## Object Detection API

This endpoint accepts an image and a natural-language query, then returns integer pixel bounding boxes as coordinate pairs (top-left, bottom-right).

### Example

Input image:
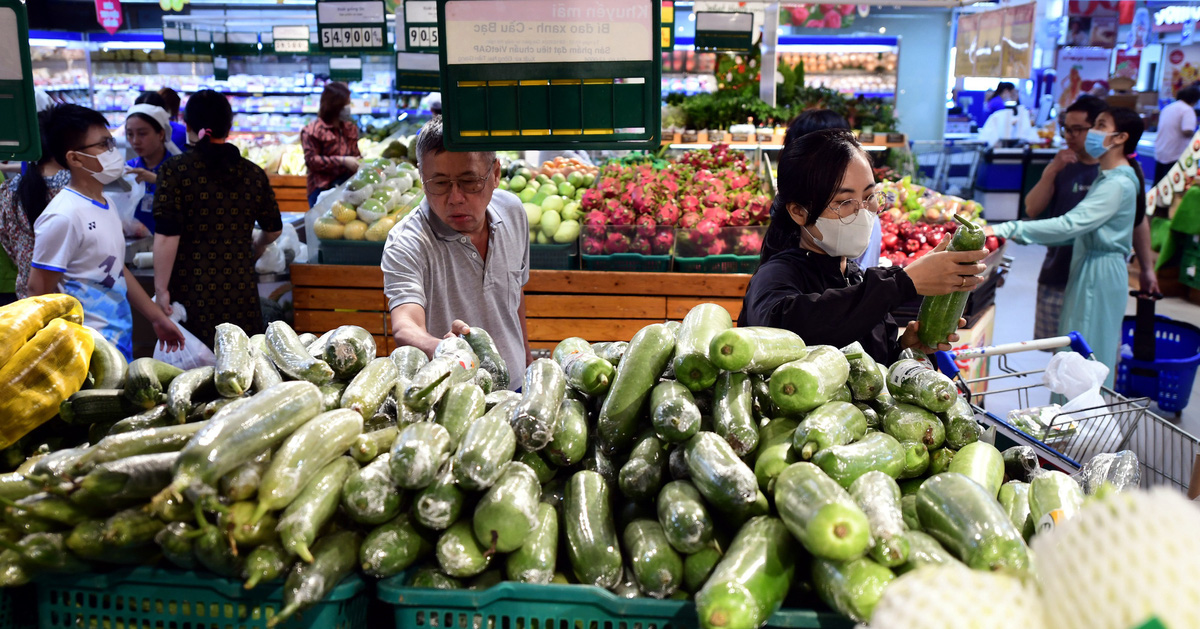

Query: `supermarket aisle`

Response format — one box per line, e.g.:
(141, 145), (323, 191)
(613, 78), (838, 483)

(990, 243), (1200, 436)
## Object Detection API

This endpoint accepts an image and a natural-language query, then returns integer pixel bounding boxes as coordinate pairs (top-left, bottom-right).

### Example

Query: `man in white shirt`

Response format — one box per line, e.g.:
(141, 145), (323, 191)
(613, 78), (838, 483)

(1154, 85), (1200, 185)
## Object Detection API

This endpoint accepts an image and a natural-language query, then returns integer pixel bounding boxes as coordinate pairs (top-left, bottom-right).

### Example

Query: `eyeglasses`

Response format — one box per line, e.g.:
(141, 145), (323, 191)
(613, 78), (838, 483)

(826, 193), (880, 224)
(423, 161), (496, 196)
(1060, 125), (1092, 136)
(74, 137), (118, 153)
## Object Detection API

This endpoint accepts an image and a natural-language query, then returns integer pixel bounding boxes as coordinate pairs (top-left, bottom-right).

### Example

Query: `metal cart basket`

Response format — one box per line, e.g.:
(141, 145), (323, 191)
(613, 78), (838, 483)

(933, 332), (1200, 492)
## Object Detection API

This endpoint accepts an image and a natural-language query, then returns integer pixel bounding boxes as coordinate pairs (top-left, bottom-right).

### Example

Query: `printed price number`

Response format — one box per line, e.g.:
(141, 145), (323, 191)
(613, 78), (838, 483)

(408, 25), (439, 48)
(321, 26), (384, 48)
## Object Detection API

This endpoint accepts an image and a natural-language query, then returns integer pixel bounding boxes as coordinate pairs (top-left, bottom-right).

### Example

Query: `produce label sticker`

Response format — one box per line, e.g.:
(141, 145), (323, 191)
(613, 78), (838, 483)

(443, 0), (655, 65)
(887, 361), (928, 389)
(316, 0), (387, 52)
(1035, 509), (1065, 534)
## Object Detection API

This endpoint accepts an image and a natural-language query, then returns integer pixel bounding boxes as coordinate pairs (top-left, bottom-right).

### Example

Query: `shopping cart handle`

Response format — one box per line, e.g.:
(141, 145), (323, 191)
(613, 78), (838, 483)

(933, 350), (961, 379)
(1066, 331), (1093, 357)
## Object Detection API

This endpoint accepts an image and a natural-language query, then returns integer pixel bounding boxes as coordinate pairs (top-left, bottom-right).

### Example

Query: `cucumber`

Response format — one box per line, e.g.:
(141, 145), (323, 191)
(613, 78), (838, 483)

(598, 324), (675, 454)
(774, 462), (871, 560)
(271, 531), (361, 627)
(769, 346), (850, 415)
(618, 433), (667, 503)
(389, 345), (429, 379)
(474, 369), (494, 394)
(916, 213), (985, 347)
(102, 506), (164, 548)
(855, 403), (880, 430)
(947, 441), (1004, 497)
(898, 530), (960, 573)
(242, 541), (290, 590)
(564, 470), (623, 588)
(5, 493), (90, 527)
(682, 432), (758, 514)
(106, 405), (172, 435)
(155, 521), (199, 570)
(883, 403), (946, 449)
(1002, 446), (1041, 483)
(434, 336), (475, 359)
(59, 389), (153, 426)
(251, 345), (283, 393)
(436, 519), (492, 578)
(218, 501), (278, 549)
(657, 480), (714, 554)
(352, 427), (399, 463)
(360, 513), (434, 578)
(409, 567), (463, 589)
(452, 405), (517, 491)
(510, 358), (567, 451)
(650, 381), (701, 443)
(86, 328), (127, 389)
(900, 494), (919, 530)
(297, 332), (318, 347)
(265, 322), (334, 385)
(683, 543), (722, 593)
(1028, 470), (1084, 532)
(341, 357), (399, 418)
(484, 390), (520, 410)
(322, 325), (377, 380)
(76, 451), (177, 502)
(928, 448), (955, 475)
(124, 358), (186, 408)
(342, 453), (404, 526)
(624, 518), (683, 599)
(219, 450), (270, 503)
(674, 304), (733, 392)
(792, 401), (868, 460)
(545, 399), (587, 466)
(415, 463), (467, 530)
(695, 516), (796, 629)
(463, 327), (510, 390)
(811, 432), (906, 488)
(213, 323), (254, 398)
(435, 382), (486, 448)
(899, 441), (930, 479)
(592, 341), (628, 366)
(849, 471), (909, 567)
(318, 382), (347, 412)
(812, 557), (894, 623)
(915, 472), (1030, 575)
(940, 396), (980, 449)
(997, 480), (1035, 540)
(753, 437), (796, 496)
(473, 461), (541, 553)
(506, 502), (558, 584)
(708, 327), (807, 374)
(253, 408), (363, 521)
(389, 422), (453, 490)
(553, 338), (615, 396)
(278, 456), (358, 562)
(712, 372), (758, 456)
(842, 342), (884, 401)
(404, 355), (469, 413)
(886, 359), (957, 413)
(71, 422), (204, 476)
(165, 366), (216, 422)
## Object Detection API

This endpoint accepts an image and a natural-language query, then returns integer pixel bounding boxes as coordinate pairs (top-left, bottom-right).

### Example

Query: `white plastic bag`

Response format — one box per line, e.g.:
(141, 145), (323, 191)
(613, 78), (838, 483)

(152, 300), (216, 370)
(1042, 352), (1110, 414)
(255, 243), (287, 275)
(105, 174), (148, 237)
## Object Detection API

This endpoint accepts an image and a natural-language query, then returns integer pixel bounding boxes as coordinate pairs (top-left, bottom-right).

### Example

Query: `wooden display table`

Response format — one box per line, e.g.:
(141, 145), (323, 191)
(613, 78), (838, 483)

(270, 175), (309, 214)
(291, 265), (751, 354)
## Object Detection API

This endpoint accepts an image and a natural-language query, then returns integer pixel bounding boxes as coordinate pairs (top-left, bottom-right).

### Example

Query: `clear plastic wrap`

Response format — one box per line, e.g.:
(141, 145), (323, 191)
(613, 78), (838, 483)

(1072, 450), (1141, 495)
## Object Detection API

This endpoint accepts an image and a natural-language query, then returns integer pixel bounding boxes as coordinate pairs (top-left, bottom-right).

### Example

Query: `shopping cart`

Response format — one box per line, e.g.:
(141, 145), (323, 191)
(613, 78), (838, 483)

(932, 333), (1200, 493)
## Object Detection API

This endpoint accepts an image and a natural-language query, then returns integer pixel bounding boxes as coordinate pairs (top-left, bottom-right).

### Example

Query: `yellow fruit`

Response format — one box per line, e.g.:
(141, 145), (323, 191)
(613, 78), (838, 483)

(0, 294), (83, 370)
(331, 201), (358, 224)
(0, 319), (93, 449)
(313, 216), (346, 240)
(343, 219), (369, 241)
(365, 217), (396, 242)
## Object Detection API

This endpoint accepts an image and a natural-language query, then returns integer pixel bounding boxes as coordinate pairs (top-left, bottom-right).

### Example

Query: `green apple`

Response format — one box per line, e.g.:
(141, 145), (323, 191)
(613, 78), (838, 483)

(536, 231), (550, 244)
(562, 201), (581, 221)
(540, 209), (561, 238)
(498, 180), (509, 191)
(528, 179), (541, 191)
(541, 195), (565, 214)
(551, 173), (566, 185)
(557, 182), (575, 198)
(523, 202), (543, 225)
(584, 173), (596, 187)
(508, 175), (527, 192)
(575, 188), (586, 201)
(517, 167), (535, 181)
(567, 171), (585, 188)
(519, 187), (538, 203)
(536, 174), (551, 185)
(553, 219), (581, 243)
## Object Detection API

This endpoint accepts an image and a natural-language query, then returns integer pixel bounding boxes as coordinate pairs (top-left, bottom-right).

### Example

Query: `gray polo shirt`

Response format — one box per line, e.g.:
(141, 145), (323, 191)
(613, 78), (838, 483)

(381, 189), (530, 390)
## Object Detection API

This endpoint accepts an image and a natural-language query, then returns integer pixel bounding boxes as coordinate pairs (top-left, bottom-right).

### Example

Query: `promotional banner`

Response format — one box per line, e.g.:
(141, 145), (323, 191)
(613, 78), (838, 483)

(1114, 48), (1141, 82)
(1001, 3), (1035, 78)
(1066, 0), (1118, 47)
(1161, 45), (1200, 99)
(95, 0), (122, 35)
(974, 9), (1004, 77)
(955, 13), (979, 77)
(1055, 47), (1111, 109)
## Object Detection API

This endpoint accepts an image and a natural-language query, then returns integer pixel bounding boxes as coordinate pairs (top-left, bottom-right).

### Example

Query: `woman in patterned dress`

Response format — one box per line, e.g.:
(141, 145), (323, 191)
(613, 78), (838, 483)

(152, 90), (284, 349)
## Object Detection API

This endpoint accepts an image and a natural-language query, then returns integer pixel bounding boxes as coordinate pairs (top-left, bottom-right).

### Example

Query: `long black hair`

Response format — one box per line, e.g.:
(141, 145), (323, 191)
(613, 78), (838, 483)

(782, 109), (850, 148)
(16, 104), (107, 225)
(761, 129), (869, 263)
(1105, 107), (1147, 225)
(184, 89), (237, 176)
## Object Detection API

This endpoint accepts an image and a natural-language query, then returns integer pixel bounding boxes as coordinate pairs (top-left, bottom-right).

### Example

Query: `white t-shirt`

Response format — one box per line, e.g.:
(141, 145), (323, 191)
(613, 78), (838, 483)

(1155, 99), (1197, 164)
(32, 186), (133, 359)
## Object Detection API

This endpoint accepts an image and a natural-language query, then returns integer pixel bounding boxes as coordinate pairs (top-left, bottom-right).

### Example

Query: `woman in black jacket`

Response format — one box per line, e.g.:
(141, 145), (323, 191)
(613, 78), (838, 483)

(740, 129), (989, 364)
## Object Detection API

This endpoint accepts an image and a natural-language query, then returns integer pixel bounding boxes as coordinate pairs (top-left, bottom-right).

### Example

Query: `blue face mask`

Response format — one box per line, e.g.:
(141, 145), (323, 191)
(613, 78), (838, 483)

(1084, 129), (1113, 159)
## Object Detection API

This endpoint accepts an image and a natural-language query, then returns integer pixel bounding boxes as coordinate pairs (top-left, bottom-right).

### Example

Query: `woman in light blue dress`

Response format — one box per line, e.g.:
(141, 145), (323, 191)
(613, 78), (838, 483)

(990, 108), (1145, 386)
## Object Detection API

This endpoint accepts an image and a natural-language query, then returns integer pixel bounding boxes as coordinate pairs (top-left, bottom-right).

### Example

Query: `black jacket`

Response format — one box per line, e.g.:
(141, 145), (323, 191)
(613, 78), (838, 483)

(739, 249), (918, 364)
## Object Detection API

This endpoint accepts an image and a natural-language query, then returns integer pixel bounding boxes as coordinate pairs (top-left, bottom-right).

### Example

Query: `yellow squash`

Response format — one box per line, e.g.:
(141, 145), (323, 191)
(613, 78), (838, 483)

(0, 318), (94, 449)
(0, 294), (84, 369)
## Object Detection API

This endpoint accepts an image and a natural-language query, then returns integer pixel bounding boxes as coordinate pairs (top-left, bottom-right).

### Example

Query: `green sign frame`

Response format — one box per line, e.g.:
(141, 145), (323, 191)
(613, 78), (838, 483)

(0, 0), (39, 162)
(693, 10), (755, 52)
(400, 0), (439, 53)
(316, 0), (390, 54)
(436, 0), (662, 151)
(225, 32), (260, 56)
(273, 25), (313, 55)
(213, 56), (230, 81)
(330, 55), (364, 82)
(396, 52), (439, 91)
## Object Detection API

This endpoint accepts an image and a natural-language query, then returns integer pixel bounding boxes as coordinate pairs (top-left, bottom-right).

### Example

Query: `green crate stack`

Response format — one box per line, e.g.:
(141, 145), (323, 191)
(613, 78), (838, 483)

(530, 242), (580, 270)
(674, 254), (760, 274)
(582, 253), (672, 272)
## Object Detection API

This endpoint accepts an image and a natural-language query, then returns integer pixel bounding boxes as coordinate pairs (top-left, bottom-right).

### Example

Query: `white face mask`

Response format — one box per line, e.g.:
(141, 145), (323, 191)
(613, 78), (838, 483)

(806, 209), (875, 259)
(76, 147), (126, 185)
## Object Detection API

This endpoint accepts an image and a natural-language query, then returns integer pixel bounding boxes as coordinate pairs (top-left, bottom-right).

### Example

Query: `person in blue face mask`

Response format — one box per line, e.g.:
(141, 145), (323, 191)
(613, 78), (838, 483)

(989, 108), (1148, 387)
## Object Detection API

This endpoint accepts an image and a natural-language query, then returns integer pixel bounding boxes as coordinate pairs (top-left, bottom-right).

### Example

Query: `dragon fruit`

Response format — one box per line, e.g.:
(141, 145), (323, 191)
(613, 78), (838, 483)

(737, 230), (764, 255)
(581, 188), (603, 211)
(582, 236), (604, 255)
(729, 208), (752, 227)
(635, 216), (658, 239)
(702, 207), (730, 228)
(598, 177), (621, 198)
(629, 237), (652, 255)
(695, 219), (720, 245)
(728, 174), (751, 189)
(630, 187), (649, 213)
(604, 231), (630, 254)
(681, 195), (702, 213)
(731, 191), (753, 210)
(609, 206), (636, 226)
(604, 198), (624, 215)
(584, 210), (609, 227)
(707, 238), (730, 256)
(748, 195), (772, 224)
(653, 229), (675, 255)
(703, 192), (729, 210)
(654, 202), (681, 227)
(679, 212), (702, 229)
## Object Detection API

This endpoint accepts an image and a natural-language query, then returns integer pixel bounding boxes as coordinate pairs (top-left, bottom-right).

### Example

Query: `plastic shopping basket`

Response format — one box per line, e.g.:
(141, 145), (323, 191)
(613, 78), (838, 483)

(933, 332), (1200, 492)
(1115, 314), (1200, 415)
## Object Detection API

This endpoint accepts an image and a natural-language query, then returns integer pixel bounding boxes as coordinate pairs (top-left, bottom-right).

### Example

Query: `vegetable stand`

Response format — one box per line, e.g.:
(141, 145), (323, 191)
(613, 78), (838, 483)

(932, 334), (1200, 491)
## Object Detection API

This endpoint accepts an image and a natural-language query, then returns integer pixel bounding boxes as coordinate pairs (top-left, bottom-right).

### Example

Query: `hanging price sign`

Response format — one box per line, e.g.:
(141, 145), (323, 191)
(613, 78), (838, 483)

(693, 11), (754, 52)
(330, 55), (364, 82)
(401, 0), (439, 53)
(273, 25), (311, 54)
(317, 0), (388, 53)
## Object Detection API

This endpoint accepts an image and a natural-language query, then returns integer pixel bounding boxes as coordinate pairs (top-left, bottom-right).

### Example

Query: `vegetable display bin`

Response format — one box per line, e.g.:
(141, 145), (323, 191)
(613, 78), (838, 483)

(316, 239), (386, 266)
(376, 576), (853, 629)
(1116, 315), (1200, 414)
(530, 242), (580, 270)
(37, 567), (367, 629)
(581, 225), (673, 272)
(674, 226), (766, 274)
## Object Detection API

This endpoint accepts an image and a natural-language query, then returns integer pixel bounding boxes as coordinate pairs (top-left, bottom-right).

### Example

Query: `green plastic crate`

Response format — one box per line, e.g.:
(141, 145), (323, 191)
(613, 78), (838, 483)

(376, 577), (853, 629)
(37, 567), (367, 629)
(674, 254), (760, 274)
(582, 253), (672, 272)
(317, 239), (386, 266)
(530, 242), (580, 270)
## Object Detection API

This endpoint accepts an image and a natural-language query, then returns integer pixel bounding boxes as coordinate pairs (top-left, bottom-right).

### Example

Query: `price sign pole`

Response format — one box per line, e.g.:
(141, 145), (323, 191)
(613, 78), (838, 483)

(317, 0), (389, 53)
(0, 0), (39, 162)
(396, 0), (440, 91)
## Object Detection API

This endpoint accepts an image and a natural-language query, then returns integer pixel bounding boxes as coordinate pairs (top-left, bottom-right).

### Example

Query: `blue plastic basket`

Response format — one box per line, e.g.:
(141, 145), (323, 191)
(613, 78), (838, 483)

(1116, 315), (1200, 414)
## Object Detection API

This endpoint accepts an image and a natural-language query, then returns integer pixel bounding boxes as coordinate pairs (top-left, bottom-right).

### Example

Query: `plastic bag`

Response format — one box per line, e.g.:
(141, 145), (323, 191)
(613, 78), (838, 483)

(152, 300), (215, 370)
(255, 243), (287, 275)
(1042, 352), (1109, 414)
(1072, 451), (1141, 495)
(106, 174), (148, 238)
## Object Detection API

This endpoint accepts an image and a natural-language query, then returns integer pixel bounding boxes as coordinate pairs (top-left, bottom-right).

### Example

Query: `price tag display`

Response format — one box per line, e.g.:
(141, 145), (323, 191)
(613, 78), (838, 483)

(275, 39), (311, 54)
(407, 25), (439, 49)
(317, 0), (388, 52)
(320, 25), (384, 49)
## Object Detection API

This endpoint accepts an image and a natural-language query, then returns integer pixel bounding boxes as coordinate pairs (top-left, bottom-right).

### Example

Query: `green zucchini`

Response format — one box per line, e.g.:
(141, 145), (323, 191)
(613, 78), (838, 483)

(251, 345), (283, 393)
(598, 323), (675, 454)
(997, 480), (1035, 540)
(947, 441), (1004, 497)
(319, 381), (347, 412)
(855, 402), (881, 430)
(463, 327), (509, 390)
(278, 456), (358, 562)
(811, 432), (906, 488)
(242, 541), (290, 590)
(683, 432), (758, 514)
(684, 544), (723, 593)
(124, 358), (185, 408)
(484, 389), (520, 410)
(101, 506), (164, 548)
(403, 355), (468, 413)
(674, 304), (733, 392)
(341, 357), (399, 418)
(86, 327), (127, 389)
(511, 358), (567, 451)
(322, 325), (377, 380)
(545, 399), (587, 466)
(218, 501), (278, 549)
(553, 337), (615, 396)
(900, 494), (920, 530)
(452, 404), (517, 490)
(409, 567), (463, 589)
(390, 422), (452, 490)
(708, 327), (807, 373)
(916, 213), (985, 347)
(265, 321), (334, 385)
(899, 441), (930, 480)
(155, 521), (200, 570)
(219, 449), (270, 503)
(915, 472), (1030, 576)
(849, 471), (909, 567)
(928, 447), (955, 475)
(516, 450), (556, 484)
(76, 451), (176, 502)
(793, 401), (868, 460)
(842, 341), (884, 400)
(352, 427), (399, 463)
(435, 382), (486, 448)
(812, 557), (894, 623)
(271, 531), (361, 627)
(342, 453), (404, 526)
(506, 502), (558, 584)
(415, 462), (466, 530)
(624, 518), (683, 599)
(71, 422), (204, 476)
(712, 372), (758, 456)
(883, 402), (947, 449)
(106, 405), (172, 435)
(886, 359), (957, 413)
(564, 470), (623, 588)
(361, 513), (434, 578)
(436, 519), (492, 578)
(5, 492), (90, 527)
(774, 462), (871, 561)
(474, 369), (494, 394)
(1028, 470), (1084, 532)
(650, 381), (701, 443)
(390, 345), (429, 379)
(591, 341), (628, 366)
(769, 346), (851, 415)
(694, 516), (796, 629)
(297, 332), (319, 347)
(473, 461), (541, 553)
(59, 389), (145, 426)
(1002, 446), (1041, 483)
(213, 323), (254, 397)
(898, 530), (960, 573)
(940, 396), (981, 449)
(253, 408), (363, 522)
(618, 432), (667, 502)
(166, 366), (216, 422)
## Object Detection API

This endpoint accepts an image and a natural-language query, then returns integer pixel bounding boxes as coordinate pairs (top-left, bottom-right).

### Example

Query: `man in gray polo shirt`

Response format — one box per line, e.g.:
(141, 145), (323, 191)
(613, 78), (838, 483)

(381, 117), (532, 389)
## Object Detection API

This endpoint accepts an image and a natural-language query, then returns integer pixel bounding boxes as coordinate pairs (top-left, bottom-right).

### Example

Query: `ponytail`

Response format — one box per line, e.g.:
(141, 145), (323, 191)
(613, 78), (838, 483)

(16, 168), (50, 225)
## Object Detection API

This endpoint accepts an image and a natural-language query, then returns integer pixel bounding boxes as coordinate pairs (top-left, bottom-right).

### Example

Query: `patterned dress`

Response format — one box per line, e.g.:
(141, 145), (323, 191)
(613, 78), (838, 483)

(0, 170), (71, 299)
(153, 143), (283, 349)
